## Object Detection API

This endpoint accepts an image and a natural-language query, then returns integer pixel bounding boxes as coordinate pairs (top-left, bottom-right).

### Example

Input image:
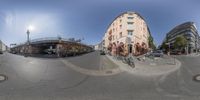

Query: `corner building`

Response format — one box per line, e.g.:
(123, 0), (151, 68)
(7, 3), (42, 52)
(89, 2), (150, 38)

(104, 11), (151, 56)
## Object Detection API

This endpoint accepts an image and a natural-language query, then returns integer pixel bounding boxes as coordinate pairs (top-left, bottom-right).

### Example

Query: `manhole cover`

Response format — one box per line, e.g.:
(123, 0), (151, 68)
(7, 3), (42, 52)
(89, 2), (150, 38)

(193, 74), (200, 82)
(0, 74), (7, 83)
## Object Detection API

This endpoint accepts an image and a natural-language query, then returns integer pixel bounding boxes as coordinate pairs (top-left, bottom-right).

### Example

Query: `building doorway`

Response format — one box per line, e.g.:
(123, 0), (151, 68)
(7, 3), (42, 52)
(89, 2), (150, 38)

(128, 44), (132, 54)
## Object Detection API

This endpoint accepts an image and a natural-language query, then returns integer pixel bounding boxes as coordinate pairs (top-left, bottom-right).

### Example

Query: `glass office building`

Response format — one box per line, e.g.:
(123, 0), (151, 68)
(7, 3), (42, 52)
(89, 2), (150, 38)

(165, 22), (200, 53)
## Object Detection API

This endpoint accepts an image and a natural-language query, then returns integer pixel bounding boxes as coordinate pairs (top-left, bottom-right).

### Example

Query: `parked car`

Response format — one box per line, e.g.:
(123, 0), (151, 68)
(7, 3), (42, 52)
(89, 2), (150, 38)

(150, 50), (164, 57)
(10, 50), (17, 54)
(170, 50), (181, 55)
(44, 49), (56, 54)
(100, 50), (105, 55)
(0, 51), (3, 54)
(145, 51), (152, 57)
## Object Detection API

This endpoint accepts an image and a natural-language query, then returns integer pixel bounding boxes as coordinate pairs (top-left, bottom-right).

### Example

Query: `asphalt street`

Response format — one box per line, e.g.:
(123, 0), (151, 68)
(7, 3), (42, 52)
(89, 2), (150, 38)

(66, 51), (118, 70)
(0, 51), (200, 100)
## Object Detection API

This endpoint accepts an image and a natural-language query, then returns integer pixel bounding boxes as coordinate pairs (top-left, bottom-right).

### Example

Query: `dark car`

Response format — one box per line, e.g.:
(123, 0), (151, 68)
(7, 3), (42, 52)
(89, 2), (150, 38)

(11, 51), (17, 54)
(100, 50), (105, 55)
(170, 50), (181, 55)
(150, 50), (164, 57)
(0, 51), (3, 54)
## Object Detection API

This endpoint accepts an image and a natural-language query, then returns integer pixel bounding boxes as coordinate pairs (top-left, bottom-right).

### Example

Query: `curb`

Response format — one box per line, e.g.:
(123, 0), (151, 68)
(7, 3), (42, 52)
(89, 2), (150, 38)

(106, 55), (182, 76)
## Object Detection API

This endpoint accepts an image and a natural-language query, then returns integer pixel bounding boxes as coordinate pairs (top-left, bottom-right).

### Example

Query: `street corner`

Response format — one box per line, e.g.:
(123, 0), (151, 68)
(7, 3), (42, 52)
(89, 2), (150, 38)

(106, 54), (182, 77)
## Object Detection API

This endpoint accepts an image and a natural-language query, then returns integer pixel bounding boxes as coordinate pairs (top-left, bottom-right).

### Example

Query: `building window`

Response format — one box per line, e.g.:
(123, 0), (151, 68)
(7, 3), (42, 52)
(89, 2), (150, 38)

(143, 34), (147, 38)
(127, 30), (133, 36)
(119, 32), (122, 38)
(120, 25), (122, 29)
(109, 30), (112, 35)
(143, 27), (146, 31)
(120, 19), (122, 23)
(127, 22), (134, 25)
(127, 17), (134, 19)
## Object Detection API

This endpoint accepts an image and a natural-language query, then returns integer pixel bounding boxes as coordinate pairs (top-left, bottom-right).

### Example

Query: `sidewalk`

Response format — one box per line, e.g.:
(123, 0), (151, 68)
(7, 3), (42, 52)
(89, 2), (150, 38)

(175, 53), (200, 58)
(106, 55), (181, 76)
(186, 53), (200, 57)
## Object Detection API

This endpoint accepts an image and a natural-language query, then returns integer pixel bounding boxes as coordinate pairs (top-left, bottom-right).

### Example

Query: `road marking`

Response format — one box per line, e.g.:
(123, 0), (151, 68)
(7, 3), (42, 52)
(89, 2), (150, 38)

(0, 74), (7, 83)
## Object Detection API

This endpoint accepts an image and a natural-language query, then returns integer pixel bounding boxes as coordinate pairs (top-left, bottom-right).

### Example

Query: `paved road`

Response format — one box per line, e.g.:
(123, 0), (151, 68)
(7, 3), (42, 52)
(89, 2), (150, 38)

(0, 52), (200, 100)
(155, 55), (200, 98)
(66, 51), (118, 70)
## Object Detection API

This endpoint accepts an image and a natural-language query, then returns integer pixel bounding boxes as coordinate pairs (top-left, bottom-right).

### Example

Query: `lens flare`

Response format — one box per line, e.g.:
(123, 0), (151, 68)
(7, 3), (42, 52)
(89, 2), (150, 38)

(28, 25), (35, 31)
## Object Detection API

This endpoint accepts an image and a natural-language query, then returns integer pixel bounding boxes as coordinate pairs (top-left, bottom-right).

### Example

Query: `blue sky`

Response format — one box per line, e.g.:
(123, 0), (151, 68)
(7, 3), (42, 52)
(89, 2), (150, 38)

(0, 0), (200, 46)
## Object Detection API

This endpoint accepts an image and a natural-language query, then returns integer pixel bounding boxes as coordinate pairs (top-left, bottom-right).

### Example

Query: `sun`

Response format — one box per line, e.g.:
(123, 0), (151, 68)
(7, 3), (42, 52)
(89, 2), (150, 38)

(28, 25), (35, 31)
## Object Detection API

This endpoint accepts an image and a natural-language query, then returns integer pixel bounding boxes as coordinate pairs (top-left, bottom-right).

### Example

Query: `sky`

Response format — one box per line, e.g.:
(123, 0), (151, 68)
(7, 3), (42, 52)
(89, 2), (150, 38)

(0, 0), (200, 46)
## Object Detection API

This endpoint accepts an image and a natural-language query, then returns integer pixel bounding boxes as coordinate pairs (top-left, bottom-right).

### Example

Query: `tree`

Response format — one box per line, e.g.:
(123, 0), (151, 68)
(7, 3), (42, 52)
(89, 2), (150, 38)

(148, 35), (156, 50)
(174, 35), (187, 51)
(160, 40), (168, 50)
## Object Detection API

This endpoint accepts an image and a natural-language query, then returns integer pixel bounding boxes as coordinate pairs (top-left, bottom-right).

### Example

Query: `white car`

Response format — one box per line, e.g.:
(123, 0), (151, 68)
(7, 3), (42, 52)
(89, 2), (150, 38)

(150, 50), (164, 57)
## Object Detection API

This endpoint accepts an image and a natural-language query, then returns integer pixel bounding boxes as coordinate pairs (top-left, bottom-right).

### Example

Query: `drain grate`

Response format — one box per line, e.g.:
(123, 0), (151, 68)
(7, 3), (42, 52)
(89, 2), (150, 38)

(193, 74), (200, 82)
(0, 74), (7, 83)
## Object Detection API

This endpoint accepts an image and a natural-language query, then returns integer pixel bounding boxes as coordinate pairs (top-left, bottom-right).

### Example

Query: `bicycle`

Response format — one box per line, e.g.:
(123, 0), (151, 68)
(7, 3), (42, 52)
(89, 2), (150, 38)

(121, 56), (135, 68)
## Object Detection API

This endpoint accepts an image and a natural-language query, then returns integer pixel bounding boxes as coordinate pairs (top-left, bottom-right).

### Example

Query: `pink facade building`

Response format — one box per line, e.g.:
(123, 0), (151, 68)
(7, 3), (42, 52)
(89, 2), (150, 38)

(103, 11), (152, 56)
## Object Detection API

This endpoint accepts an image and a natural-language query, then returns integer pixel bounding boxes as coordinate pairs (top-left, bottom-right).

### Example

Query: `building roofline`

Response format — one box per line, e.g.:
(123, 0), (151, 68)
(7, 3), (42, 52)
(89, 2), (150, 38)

(167, 21), (197, 35)
(104, 11), (152, 40)
(104, 11), (152, 37)
(106, 11), (145, 30)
